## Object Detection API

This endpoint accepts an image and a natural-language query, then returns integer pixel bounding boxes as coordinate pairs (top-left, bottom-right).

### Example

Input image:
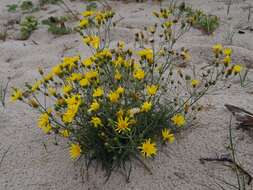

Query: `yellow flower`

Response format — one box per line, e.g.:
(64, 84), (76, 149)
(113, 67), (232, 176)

(62, 85), (73, 95)
(63, 56), (79, 70)
(171, 114), (185, 127)
(86, 70), (98, 80)
(116, 86), (124, 95)
(108, 91), (120, 103)
(91, 116), (103, 128)
(62, 104), (79, 123)
(114, 69), (122, 80)
(146, 85), (158, 96)
(141, 101), (152, 112)
(93, 87), (104, 97)
(38, 112), (52, 134)
(51, 64), (62, 76)
(82, 10), (94, 17)
(83, 36), (100, 49)
(133, 69), (145, 80)
(115, 116), (133, 133)
(88, 100), (100, 112)
(69, 73), (82, 81)
(69, 143), (81, 160)
(137, 48), (153, 63)
(79, 77), (90, 87)
(162, 128), (175, 143)
(191, 79), (200, 88)
(31, 80), (42, 92)
(212, 44), (223, 55)
(10, 88), (23, 102)
(139, 138), (157, 157)
(113, 56), (124, 67)
(233, 65), (242, 74)
(82, 57), (93, 67)
(223, 56), (231, 65)
(59, 129), (70, 137)
(223, 48), (232, 56)
(65, 94), (81, 106)
(79, 18), (89, 28)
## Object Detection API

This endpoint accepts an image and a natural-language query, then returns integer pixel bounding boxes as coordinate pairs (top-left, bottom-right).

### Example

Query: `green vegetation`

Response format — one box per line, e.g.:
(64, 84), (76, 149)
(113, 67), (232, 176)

(178, 3), (220, 35)
(6, 4), (18, 13)
(20, 16), (38, 40)
(42, 16), (72, 35)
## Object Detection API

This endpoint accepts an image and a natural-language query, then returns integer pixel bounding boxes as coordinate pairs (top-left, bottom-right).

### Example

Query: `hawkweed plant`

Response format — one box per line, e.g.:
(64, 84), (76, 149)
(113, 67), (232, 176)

(11, 7), (243, 181)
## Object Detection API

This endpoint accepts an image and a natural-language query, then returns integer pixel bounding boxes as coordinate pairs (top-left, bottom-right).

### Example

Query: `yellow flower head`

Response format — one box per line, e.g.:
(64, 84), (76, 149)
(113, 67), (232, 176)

(83, 36), (100, 49)
(59, 129), (70, 138)
(146, 85), (158, 96)
(79, 18), (89, 28)
(69, 73), (82, 81)
(31, 80), (42, 92)
(162, 128), (175, 143)
(62, 85), (73, 95)
(223, 48), (232, 56)
(116, 86), (124, 95)
(114, 69), (122, 80)
(82, 57), (93, 67)
(88, 100), (100, 112)
(65, 94), (81, 106)
(93, 87), (104, 97)
(69, 143), (81, 160)
(133, 69), (145, 80)
(108, 91), (120, 103)
(212, 43), (223, 55)
(82, 10), (95, 17)
(86, 70), (98, 80)
(191, 79), (200, 88)
(141, 101), (152, 112)
(115, 116), (133, 133)
(233, 64), (242, 74)
(62, 104), (79, 123)
(137, 48), (153, 63)
(223, 56), (231, 65)
(38, 112), (52, 134)
(52, 64), (62, 76)
(10, 88), (23, 102)
(91, 116), (103, 128)
(139, 138), (157, 157)
(171, 114), (185, 127)
(79, 77), (90, 87)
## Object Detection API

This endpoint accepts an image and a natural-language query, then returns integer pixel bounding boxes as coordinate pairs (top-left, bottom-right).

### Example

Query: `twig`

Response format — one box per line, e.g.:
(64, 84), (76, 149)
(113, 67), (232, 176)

(0, 146), (11, 169)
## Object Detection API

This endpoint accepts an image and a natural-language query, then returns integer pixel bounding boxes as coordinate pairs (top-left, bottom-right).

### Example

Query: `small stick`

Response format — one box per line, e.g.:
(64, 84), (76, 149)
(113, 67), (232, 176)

(0, 146), (11, 169)
(200, 157), (252, 185)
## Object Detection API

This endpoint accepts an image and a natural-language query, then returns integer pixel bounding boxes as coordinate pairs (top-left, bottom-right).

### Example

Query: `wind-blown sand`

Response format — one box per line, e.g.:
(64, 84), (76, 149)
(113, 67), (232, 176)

(0, 0), (253, 189)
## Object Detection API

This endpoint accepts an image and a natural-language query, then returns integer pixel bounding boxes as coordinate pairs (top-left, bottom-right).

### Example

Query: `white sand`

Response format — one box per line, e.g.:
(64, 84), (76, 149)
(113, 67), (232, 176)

(0, 0), (253, 189)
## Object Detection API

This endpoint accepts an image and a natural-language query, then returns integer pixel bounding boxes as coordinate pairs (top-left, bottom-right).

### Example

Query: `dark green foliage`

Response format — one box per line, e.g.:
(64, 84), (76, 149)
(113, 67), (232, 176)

(178, 3), (220, 35)
(20, 1), (34, 12)
(20, 16), (38, 40)
(6, 4), (18, 12)
(42, 16), (72, 35)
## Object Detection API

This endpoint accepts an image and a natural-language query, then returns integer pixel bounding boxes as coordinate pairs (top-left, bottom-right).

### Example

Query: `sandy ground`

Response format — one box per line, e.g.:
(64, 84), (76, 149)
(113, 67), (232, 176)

(0, 0), (253, 189)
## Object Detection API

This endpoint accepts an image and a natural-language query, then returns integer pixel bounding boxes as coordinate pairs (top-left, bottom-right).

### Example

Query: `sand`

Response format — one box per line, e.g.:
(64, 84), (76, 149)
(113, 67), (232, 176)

(0, 0), (253, 189)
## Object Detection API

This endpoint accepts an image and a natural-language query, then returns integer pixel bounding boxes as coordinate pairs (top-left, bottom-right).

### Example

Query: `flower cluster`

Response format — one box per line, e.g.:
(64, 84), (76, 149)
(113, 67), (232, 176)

(11, 6), (242, 179)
